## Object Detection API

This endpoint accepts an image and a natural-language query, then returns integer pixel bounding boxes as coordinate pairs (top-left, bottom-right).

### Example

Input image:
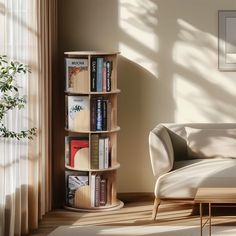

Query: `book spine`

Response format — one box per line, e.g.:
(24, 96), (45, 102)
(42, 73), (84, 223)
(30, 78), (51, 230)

(102, 100), (107, 131)
(100, 179), (107, 206)
(65, 96), (68, 129)
(91, 134), (99, 169)
(90, 97), (97, 131)
(96, 98), (102, 131)
(104, 138), (109, 169)
(91, 57), (97, 92)
(99, 138), (105, 169)
(107, 101), (112, 130)
(102, 61), (107, 92)
(96, 58), (103, 92)
(65, 136), (70, 166)
(95, 175), (101, 207)
(108, 139), (112, 168)
(90, 174), (96, 207)
(106, 61), (112, 92)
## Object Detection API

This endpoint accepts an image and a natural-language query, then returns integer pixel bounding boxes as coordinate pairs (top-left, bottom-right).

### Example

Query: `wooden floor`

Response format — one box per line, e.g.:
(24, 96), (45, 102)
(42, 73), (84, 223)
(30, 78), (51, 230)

(28, 200), (236, 236)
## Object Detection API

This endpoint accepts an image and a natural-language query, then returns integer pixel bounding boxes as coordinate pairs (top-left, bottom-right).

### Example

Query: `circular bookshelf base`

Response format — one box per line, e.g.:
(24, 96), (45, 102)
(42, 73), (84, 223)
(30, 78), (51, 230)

(64, 200), (124, 212)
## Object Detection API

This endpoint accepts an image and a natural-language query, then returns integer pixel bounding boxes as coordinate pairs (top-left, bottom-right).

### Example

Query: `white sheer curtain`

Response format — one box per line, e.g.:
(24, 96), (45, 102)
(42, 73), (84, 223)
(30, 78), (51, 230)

(0, 0), (56, 235)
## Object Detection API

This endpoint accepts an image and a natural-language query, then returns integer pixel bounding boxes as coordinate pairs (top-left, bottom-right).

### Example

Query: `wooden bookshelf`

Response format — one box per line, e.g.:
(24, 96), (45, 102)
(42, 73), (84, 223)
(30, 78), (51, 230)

(64, 51), (123, 211)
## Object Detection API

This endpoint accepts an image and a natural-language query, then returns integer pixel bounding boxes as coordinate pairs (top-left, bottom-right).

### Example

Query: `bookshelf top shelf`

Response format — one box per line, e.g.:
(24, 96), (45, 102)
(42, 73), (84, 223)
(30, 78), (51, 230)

(64, 51), (120, 56)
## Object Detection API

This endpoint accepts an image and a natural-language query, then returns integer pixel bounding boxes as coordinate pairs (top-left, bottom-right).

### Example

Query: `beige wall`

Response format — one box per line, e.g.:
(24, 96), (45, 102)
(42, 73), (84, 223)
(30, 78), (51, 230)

(58, 0), (236, 194)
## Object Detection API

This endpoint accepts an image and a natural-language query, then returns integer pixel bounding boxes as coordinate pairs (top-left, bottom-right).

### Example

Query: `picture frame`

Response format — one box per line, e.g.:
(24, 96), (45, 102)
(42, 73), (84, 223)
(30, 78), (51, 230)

(218, 10), (236, 71)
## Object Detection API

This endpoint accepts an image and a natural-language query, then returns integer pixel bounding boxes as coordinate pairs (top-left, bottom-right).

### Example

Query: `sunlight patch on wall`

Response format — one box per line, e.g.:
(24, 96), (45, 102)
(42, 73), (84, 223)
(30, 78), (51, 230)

(173, 19), (236, 123)
(118, 0), (159, 77)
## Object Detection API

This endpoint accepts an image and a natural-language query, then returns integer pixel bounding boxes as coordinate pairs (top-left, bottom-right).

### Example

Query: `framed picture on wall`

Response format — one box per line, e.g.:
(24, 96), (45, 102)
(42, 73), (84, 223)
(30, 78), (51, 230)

(218, 10), (236, 71)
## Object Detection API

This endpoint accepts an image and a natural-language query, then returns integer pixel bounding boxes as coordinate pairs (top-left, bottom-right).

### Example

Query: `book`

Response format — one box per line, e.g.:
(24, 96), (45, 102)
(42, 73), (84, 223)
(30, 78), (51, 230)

(106, 61), (112, 92)
(95, 175), (101, 207)
(91, 57), (97, 92)
(65, 95), (68, 128)
(107, 101), (112, 130)
(65, 58), (89, 92)
(96, 58), (103, 92)
(65, 136), (70, 166)
(104, 138), (109, 169)
(90, 97), (97, 131)
(91, 134), (99, 169)
(96, 98), (102, 131)
(90, 173), (96, 207)
(99, 138), (105, 169)
(102, 99), (107, 131)
(100, 179), (107, 206)
(103, 61), (107, 92)
(68, 96), (90, 131)
(66, 171), (88, 207)
(70, 138), (89, 169)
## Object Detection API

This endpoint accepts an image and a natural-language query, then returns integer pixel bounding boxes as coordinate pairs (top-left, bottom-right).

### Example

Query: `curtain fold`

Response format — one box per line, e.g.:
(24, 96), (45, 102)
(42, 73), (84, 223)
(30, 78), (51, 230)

(0, 0), (57, 235)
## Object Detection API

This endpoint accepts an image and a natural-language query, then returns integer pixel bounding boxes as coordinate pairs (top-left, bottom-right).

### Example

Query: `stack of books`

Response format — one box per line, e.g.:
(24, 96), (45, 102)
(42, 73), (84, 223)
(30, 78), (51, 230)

(91, 57), (113, 92)
(91, 97), (112, 131)
(90, 134), (111, 169)
(90, 174), (109, 207)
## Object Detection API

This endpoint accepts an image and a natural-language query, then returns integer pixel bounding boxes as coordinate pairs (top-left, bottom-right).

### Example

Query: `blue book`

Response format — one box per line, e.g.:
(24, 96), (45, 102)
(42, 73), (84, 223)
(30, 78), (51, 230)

(96, 58), (103, 92)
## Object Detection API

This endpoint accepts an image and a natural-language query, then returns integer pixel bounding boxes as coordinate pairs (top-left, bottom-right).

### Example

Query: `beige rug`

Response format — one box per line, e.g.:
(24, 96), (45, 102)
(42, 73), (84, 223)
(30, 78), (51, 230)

(49, 225), (236, 236)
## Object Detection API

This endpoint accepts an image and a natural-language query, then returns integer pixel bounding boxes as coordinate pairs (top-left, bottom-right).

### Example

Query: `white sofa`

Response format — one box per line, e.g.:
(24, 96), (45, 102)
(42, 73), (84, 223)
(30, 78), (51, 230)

(149, 123), (236, 220)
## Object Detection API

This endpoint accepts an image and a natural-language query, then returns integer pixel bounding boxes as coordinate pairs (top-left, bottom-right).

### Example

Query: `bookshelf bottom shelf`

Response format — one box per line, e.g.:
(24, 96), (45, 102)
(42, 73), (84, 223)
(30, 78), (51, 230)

(64, 200), (124, 212)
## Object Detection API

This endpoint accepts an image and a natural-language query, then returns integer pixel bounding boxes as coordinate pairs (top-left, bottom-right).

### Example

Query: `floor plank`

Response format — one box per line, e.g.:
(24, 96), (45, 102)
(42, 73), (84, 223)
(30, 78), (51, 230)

(28, 200), (236, 236)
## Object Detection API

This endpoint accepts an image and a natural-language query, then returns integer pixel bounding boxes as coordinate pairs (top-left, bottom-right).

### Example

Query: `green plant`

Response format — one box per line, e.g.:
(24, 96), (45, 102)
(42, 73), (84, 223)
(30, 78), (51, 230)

(0, 55), (36, 140)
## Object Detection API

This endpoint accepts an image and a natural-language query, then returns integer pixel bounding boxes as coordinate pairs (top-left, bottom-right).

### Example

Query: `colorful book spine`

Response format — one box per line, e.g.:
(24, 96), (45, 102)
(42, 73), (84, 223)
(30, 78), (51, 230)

(102, 100), (107, 131)
(91, 134), (99, 169)
(95, 175), (101, 207)
(103, 61), (107, 92)
(96, 98), (102, 131)
(96, 58), (103, 92)
(90, 97), (97, 131)
(100, 179), (107, 206)
(91, 57), (97, 92)
(106, 61), (112, 92)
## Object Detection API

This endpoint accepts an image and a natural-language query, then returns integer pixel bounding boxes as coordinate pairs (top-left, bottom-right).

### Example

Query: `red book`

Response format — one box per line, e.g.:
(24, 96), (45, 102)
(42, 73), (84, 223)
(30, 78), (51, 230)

(70, 139), (89, 168)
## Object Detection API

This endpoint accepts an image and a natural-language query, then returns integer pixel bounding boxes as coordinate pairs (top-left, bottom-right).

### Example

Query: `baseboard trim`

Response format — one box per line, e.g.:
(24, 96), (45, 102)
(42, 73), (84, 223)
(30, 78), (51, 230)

(117, 192), (154, 203)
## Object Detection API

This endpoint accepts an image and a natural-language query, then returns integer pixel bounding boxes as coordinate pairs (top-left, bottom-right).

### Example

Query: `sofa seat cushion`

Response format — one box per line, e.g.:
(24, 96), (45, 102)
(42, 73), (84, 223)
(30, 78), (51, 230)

(155, 158), (236, 199)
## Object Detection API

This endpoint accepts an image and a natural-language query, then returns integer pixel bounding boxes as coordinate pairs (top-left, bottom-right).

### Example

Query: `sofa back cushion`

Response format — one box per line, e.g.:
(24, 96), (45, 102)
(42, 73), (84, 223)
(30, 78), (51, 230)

(162, 123), (236, 161)
(186, 127), (236, 159)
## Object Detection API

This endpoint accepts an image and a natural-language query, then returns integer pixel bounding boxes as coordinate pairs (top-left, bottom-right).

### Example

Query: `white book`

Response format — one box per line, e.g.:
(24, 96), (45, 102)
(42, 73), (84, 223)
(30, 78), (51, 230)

(65, 58), (89, 93)
(104, 138), (109, 169)
(90, 174), (96, 207)
(99, 138), (105, 169)
(68, 96), (90, 132)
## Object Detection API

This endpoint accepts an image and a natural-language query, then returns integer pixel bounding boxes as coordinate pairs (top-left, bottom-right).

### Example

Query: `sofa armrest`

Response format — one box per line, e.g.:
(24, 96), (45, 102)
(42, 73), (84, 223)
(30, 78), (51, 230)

(149, 124), (174, 176)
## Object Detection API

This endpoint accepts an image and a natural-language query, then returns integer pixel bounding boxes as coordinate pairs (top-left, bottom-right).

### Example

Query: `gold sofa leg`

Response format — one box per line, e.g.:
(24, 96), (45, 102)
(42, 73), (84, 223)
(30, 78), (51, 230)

(152, 197), (161, 220)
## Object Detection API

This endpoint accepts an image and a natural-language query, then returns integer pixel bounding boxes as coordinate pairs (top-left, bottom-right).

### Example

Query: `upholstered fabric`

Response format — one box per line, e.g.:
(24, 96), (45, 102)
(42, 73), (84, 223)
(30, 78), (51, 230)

(185, 127), (236, 159)
(150, 123), (236, 199)
(149, 124), (174, 176)
(155, 158), (236, 198)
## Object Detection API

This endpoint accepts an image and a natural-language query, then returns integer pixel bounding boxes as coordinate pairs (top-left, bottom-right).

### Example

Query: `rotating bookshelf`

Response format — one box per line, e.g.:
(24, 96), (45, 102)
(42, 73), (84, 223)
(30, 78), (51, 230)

(64, 51), (123, 212)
